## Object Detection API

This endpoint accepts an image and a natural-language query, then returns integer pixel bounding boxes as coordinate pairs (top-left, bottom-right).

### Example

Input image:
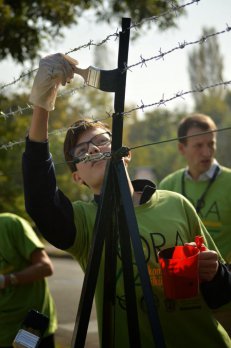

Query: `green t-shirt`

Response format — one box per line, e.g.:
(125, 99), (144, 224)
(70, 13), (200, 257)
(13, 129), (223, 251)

(68, 190), (231, 348)
(159, 166), (231, 263)
(0, 213), (57, 346)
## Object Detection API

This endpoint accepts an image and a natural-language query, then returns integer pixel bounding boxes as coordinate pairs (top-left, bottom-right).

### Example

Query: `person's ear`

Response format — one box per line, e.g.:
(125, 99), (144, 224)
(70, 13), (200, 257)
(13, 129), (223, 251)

(124, 150), (131, 165)
(72, 170), (84, 185)
(178, 142), (186, 155)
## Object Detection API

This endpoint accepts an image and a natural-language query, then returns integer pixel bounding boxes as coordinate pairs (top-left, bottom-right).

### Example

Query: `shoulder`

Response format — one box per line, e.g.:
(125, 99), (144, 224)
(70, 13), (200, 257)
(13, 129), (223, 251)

(217, 166), (231, 186)
(0, 212), (32, 232)
(156, 189), (196, 216)
(0, 212), (19, 224)
(159, 168), (184, 188)
(220, 165), (231, 175)
(157, 188), (186, 200)
(0, 213), (44, 250)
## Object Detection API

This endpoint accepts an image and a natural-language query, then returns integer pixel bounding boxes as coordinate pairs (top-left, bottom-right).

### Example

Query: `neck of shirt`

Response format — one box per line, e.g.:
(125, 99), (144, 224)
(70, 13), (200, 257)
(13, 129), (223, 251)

(185, 160), (220, 181)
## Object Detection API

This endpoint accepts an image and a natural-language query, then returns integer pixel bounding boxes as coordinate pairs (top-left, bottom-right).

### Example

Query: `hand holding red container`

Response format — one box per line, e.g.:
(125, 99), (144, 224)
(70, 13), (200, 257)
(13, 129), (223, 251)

(158, 236), (209, 300)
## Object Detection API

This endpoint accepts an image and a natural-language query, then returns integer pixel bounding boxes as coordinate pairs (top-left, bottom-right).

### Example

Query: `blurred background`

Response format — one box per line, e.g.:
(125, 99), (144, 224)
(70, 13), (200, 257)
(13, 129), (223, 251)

(0, 1), (231, 346)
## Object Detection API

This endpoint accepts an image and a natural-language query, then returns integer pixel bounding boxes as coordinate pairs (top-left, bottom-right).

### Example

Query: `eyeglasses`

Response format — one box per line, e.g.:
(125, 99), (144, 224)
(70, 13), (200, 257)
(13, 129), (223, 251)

(71, 132), (112, 160)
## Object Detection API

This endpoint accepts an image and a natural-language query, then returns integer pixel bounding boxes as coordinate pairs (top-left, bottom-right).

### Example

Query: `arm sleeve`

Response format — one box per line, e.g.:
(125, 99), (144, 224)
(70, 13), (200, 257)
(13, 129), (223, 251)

(22, 136), (76, 250)
(182, 196), (231, 309)
(200, 262), (231, 309)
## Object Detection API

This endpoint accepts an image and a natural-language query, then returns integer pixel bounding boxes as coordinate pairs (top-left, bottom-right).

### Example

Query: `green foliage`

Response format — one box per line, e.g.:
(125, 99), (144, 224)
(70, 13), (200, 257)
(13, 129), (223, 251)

(125, 108), (187, 183)
(95, 0), (183, 30)
(186, 25), (231, 168)
(0, 92), (30, 218)
(0, 0), (90, 62)
(188, 27), (224, 108)
(0, 0), (184, 63)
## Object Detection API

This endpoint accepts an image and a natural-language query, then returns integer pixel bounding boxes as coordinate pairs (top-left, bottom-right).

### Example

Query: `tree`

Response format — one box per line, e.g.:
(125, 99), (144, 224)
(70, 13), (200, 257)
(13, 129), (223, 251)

(188, 27), (224, 108)
(126, 108), (187, 182)
(188, 27), (231, 167)
(0, 0), (184, 64)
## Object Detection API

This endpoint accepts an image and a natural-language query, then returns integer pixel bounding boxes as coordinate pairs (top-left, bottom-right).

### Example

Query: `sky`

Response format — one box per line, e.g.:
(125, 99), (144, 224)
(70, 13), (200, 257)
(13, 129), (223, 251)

(0, 0), (231, 115)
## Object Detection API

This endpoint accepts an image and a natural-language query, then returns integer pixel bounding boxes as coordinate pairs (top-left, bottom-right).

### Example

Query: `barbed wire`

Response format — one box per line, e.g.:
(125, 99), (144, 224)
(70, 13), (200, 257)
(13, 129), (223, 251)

(128, 0), (200, 31)
(0, 69), (38, 92)
(124, 24), (231, 72)
(42, 126), (231, 168)
(0, 0), (230, 164)
(65, 125), (231, 165)
(1, 125), (231, 177)
(0, 0), (200, 92)
(0, 78), (230, 151)
(0, 104), (34, 120)
(0, 116), (109, 151)
(66, 0), (200, 55)
(0, 84), (87, 119)
(0, 46), (231, 119)
(129, 126), (231, 151)
(123, 79), (231, 115)
(0, 20), (230, 120)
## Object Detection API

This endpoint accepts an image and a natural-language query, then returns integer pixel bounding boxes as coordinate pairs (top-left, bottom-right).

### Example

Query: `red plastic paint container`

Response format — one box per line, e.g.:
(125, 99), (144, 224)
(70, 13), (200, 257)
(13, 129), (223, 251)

(158, 245), (200, 299)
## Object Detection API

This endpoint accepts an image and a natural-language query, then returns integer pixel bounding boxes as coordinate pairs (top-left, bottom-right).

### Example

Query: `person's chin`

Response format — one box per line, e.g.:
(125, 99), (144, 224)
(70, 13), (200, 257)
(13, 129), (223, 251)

(201, 161), (211, 171)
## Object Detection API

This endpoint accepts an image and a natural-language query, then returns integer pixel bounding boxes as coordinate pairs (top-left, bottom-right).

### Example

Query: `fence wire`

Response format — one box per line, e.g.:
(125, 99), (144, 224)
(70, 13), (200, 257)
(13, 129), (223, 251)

(0, 0), (231, 177)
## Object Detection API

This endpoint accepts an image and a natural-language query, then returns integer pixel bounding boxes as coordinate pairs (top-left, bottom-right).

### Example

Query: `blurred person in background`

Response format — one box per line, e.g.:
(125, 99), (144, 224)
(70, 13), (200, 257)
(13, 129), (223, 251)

(0, 212), (57, 348)
(159, 113), (231, 336)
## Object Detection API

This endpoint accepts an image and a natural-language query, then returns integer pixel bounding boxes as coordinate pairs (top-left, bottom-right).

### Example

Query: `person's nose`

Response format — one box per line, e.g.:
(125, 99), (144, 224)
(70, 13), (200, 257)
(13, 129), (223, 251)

(202, 145), (212, 157)
(88, 142), (100, 154)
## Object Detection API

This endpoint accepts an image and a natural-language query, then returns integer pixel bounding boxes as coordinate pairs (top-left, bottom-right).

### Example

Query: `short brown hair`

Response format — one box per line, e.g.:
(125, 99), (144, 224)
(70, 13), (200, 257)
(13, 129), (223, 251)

(178, 113), (217, 144)
(64, 118), (111, 172)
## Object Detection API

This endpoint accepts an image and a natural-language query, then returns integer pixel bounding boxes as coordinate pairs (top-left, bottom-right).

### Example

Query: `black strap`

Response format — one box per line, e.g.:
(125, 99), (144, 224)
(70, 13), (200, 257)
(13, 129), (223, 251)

(181, 165), (220, 213)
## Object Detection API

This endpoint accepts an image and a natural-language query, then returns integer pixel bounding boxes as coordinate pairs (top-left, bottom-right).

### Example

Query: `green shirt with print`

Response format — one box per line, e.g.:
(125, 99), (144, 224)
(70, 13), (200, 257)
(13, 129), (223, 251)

(159, 166), (231, 263)
(68, 190), (231, 348)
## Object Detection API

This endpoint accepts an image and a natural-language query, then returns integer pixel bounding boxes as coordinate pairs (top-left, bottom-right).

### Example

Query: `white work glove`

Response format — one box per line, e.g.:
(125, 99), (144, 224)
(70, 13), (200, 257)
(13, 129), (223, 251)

(29, 53), (78, 111)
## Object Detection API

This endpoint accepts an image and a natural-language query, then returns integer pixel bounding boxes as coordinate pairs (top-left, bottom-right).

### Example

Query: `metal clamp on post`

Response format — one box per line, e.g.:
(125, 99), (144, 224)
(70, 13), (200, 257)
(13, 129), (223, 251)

(73, 152), (111, 165)
(111, 146), (130, 162)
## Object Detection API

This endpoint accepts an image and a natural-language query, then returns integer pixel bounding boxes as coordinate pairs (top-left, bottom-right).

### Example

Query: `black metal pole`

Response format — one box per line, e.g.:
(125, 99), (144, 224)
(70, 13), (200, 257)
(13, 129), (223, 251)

(115, 160), (166, 348)
(111, 17), (131, 151)
(71, 162), (114, 348)
(101, 18), (135, 347)
(107, 16), (142, 348)
(71, 16), (166, 348)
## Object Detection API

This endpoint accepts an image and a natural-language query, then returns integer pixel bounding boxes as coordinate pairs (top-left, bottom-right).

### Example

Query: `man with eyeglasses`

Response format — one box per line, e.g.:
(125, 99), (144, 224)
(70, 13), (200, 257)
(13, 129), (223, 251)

(22, 53), (231, 347)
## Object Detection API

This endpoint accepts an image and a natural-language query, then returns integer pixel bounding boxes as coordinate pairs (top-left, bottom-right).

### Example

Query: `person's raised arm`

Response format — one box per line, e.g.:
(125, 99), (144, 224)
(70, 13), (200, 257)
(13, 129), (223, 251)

(29, 106), (49, 142)
(23, 53), (79, 250)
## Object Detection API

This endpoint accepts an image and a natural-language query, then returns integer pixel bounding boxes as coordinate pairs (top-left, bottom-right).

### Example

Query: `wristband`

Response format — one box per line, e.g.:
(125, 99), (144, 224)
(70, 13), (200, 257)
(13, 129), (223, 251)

(0, 274), (5, 289)
(9, 273), (18, 286)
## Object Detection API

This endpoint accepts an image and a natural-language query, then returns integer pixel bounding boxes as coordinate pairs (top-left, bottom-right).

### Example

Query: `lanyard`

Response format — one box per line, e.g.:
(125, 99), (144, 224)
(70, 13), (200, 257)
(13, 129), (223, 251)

(181, 165), (220, 213)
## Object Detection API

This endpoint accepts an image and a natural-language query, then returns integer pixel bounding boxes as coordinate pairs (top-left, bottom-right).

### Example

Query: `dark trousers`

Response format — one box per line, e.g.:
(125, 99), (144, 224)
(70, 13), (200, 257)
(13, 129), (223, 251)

(39, 334), (55, 348)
